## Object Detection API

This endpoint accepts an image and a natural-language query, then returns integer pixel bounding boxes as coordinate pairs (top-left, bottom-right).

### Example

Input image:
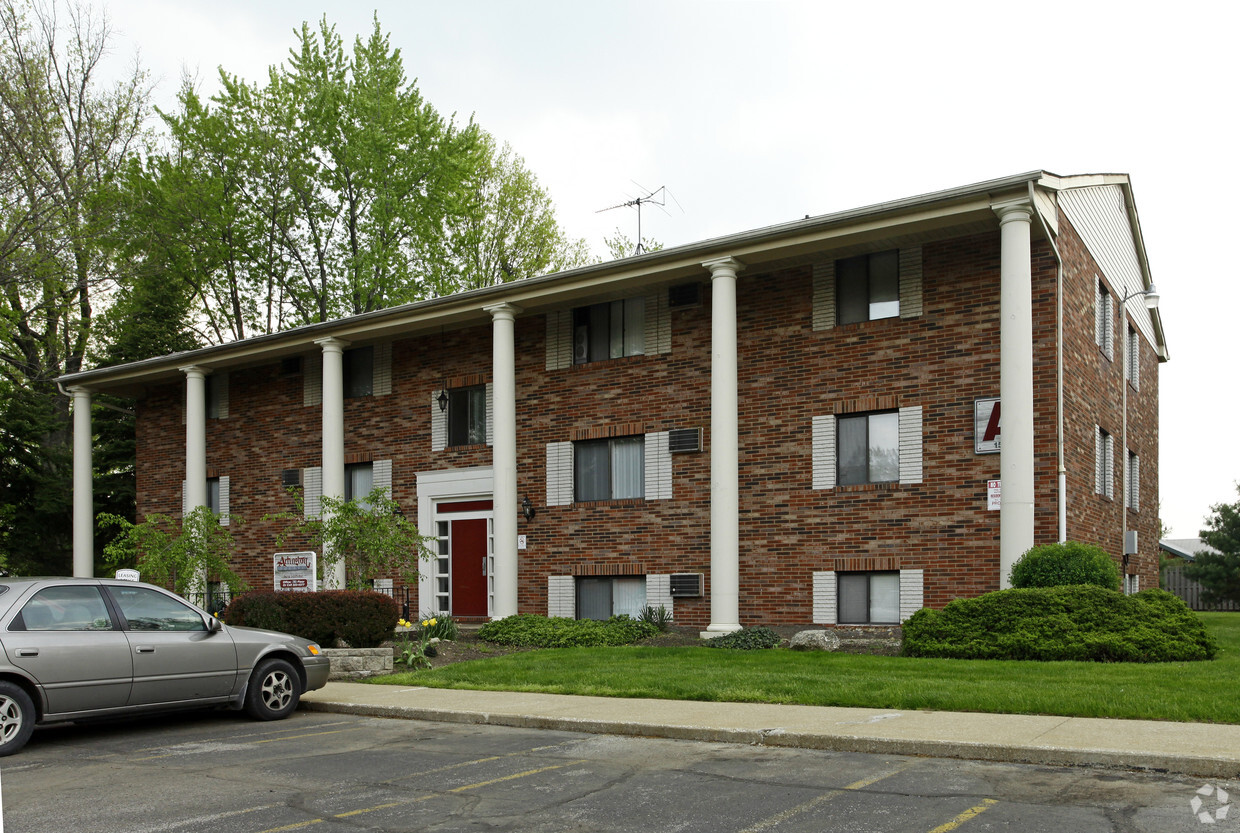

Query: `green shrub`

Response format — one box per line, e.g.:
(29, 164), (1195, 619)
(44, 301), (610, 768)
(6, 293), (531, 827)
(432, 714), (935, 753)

(902, 585), (1217, 662)
(638, 605), (673, 632)
(478, 614), (657, 647)
(704, 626), (781, 650)
(1009, 541), (1121, 591)
(224, 590), (399, 648)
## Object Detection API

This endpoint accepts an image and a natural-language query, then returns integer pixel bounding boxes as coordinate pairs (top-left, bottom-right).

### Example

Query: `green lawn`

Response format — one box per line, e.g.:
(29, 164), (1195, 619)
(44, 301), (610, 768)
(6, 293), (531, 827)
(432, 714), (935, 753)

(372, 612), (1240, 724)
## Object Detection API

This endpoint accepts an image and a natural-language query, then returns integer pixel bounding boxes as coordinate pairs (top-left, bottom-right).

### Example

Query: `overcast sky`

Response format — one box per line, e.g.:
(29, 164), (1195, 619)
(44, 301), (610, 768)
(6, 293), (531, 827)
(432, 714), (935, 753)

(99, 0), (1237, 539)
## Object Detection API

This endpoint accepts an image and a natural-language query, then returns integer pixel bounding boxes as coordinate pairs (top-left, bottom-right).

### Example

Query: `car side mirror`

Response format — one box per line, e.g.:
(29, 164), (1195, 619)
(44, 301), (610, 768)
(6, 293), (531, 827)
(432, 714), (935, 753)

(206, 616), (223, 634)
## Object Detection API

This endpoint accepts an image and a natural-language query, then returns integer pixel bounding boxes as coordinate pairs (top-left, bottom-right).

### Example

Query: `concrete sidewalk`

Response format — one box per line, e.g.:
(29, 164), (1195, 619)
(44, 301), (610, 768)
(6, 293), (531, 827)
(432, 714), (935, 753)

(300, 682), (1240, 779)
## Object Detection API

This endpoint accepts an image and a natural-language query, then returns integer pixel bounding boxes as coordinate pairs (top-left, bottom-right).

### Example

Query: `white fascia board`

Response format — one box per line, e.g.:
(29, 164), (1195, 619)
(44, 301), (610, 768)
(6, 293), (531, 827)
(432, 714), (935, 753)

(63, 171), (1057, 394)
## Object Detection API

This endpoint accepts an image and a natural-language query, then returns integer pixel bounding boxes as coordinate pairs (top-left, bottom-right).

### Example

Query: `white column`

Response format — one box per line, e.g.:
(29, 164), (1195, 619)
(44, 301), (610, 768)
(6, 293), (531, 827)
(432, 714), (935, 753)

(69, 386), (94, 577)
(315, 338), (349, 589)
(994, 200), (1035, 588)
(702, 257), (744, 637)
(181, 366), (210, 514)
(486, 303), (521, 619)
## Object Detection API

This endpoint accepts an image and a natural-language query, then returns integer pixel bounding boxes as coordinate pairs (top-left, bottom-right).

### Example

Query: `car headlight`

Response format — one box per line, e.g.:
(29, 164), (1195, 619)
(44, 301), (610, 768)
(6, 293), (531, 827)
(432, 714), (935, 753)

(306, 644), (321, 656)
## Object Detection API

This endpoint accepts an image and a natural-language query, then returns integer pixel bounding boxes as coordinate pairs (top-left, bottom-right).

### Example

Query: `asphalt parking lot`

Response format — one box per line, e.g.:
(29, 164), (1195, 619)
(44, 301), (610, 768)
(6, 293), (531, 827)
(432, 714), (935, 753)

(0, 709), (1228, 832)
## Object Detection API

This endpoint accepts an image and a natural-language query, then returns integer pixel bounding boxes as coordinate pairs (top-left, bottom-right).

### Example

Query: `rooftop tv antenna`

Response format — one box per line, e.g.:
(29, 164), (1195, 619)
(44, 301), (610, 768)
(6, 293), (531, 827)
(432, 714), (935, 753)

(596, 185), (667, 255)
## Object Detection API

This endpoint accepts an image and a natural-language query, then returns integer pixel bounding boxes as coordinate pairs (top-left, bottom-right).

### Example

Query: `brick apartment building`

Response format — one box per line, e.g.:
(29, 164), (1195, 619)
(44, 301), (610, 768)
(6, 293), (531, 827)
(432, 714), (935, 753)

(60, 170), (1165, 634)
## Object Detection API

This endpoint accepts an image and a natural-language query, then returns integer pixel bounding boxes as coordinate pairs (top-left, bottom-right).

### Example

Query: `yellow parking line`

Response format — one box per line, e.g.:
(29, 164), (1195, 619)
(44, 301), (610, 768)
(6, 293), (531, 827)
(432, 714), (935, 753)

(927, 798), (999, 832)
(738, 765), (910, 832)
(256, 759), (588, 832)
(448, 760), (587, 792)
(380, 741), (579, 784)
(253, 729), (352, 744)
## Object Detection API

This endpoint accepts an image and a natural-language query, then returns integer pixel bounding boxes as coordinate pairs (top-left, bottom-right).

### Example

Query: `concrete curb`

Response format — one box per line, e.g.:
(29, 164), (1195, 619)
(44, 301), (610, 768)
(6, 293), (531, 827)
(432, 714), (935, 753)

(300, 695), (1240, 780)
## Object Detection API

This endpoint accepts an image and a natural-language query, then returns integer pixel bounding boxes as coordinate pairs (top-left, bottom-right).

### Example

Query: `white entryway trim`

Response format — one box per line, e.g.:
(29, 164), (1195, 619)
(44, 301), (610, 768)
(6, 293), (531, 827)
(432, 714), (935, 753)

(415, 467), (495, 617)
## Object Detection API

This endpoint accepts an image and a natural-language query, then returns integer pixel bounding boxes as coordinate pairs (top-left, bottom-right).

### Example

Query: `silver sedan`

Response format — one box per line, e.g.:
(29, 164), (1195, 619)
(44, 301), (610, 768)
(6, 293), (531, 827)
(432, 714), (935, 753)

(0, 577), (331, 755)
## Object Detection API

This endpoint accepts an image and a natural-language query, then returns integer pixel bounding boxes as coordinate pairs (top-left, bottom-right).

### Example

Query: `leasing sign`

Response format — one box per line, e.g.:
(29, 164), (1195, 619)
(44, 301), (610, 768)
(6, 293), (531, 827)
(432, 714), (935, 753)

(975, 397), (1001, 454)
(274, 551), (316, 592)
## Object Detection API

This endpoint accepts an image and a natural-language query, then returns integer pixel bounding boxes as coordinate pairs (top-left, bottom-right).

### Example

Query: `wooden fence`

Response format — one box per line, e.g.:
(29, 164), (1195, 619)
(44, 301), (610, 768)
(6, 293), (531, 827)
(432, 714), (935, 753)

(1161, 566), (1240, 611)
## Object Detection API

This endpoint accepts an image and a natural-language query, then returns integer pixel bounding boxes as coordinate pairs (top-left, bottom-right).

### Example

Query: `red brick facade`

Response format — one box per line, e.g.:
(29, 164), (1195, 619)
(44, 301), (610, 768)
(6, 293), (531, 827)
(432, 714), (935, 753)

(133, 209), (1161, 629)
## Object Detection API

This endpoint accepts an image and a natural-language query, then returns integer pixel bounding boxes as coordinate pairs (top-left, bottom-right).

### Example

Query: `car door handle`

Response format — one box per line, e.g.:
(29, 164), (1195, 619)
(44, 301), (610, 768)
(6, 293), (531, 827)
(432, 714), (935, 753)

(16, 649), (38, 657)
(134, 646), (156, 653)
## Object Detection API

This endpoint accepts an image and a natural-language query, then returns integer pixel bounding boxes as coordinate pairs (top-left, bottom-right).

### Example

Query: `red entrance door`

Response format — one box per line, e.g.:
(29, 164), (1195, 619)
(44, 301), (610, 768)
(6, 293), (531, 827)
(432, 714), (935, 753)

(440, 501), (492, 617)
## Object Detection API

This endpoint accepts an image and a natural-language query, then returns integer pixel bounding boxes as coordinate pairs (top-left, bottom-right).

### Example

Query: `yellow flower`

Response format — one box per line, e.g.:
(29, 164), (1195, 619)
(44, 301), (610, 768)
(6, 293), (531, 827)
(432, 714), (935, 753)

(428, 618), (437, 627)
(398, 618), (412, 628)
(420, 619), (429, 627)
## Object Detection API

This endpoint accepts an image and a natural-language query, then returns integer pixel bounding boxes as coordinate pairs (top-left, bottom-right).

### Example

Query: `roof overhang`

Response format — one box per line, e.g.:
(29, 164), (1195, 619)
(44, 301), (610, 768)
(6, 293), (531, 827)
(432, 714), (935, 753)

(60, 170), (1118, 396)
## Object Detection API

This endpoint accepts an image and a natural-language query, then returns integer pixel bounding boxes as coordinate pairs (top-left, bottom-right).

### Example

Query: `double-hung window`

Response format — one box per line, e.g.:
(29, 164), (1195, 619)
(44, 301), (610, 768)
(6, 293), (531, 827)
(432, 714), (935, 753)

(837, 250), (899, 325)
(1095, 281), (1114, 359)
(206, 477), (221, 515)
(448, 386), (487, 446)
(205, 374), (222, 419)
(1095, 426), (1114, 499)
(574, 436), (645, 501)
(345, 462), (374, 507)
(1126, 450), (1140, 511)
(573, 298), (645, 364)
(344, 346), (374, 398)
(838, 412), (899, 486)
(838, 572), (901, 624)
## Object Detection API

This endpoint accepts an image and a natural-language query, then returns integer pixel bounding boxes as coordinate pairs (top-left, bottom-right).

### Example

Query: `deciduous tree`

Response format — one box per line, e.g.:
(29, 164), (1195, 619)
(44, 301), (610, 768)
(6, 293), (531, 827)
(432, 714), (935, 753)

(1184, 486), (1240, 606)
(0, 0), (150, 574)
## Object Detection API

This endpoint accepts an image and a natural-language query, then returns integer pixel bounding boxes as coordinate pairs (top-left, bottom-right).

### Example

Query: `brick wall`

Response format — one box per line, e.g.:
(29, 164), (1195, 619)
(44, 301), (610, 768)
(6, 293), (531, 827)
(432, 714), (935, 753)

(1057, 213), (1160, 590)
(135, 224), (1151, 627)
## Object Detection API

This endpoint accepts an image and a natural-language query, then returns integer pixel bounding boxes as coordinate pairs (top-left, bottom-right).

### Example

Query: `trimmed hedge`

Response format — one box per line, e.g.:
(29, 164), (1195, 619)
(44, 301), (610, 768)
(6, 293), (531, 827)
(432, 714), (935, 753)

(478, 614), (657, 647)
(1009, 541), (1121, 591)
(703, 626), (781, 650)
(224, 590), (399, 648)
(902, 586), (1217, 662)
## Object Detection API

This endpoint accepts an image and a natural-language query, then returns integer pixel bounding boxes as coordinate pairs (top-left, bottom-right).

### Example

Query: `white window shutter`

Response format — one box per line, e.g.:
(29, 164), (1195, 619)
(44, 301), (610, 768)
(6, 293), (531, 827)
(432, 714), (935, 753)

(546, 442), (574, 506)
(485, 382), (494, 447)
(1105, 434), (1114, 499)
(373, 342), (392, 396)
(1095, 427), (1104, 495)
(899, 568), (924, 622)
(645, 574), (673, 615)
(430, 391), (447, 452)
(182, 481), (188, 516)
(217, 476), (230, 526)
(811, 414), (836, 489)
(547, 575), (575, 618)
(811, 258), (835, 331)
(304, 353), (322, 407)
(1095, 282), (1104, 348)
(898, 406), (923, 485)
(813, 571), (837, 625)
(644, 431), (672, 501)
(303, 466), (322, 518)
(898, 246), (923, 319)
(1103, 292), (1114, 360)
(1131, 454), (1139, 511)
(373, 459), (392, 495)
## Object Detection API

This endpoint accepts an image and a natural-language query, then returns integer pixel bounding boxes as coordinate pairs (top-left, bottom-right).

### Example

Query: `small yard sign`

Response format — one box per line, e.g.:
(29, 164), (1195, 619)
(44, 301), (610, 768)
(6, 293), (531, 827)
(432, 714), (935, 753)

(274, 551), (316, 592)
